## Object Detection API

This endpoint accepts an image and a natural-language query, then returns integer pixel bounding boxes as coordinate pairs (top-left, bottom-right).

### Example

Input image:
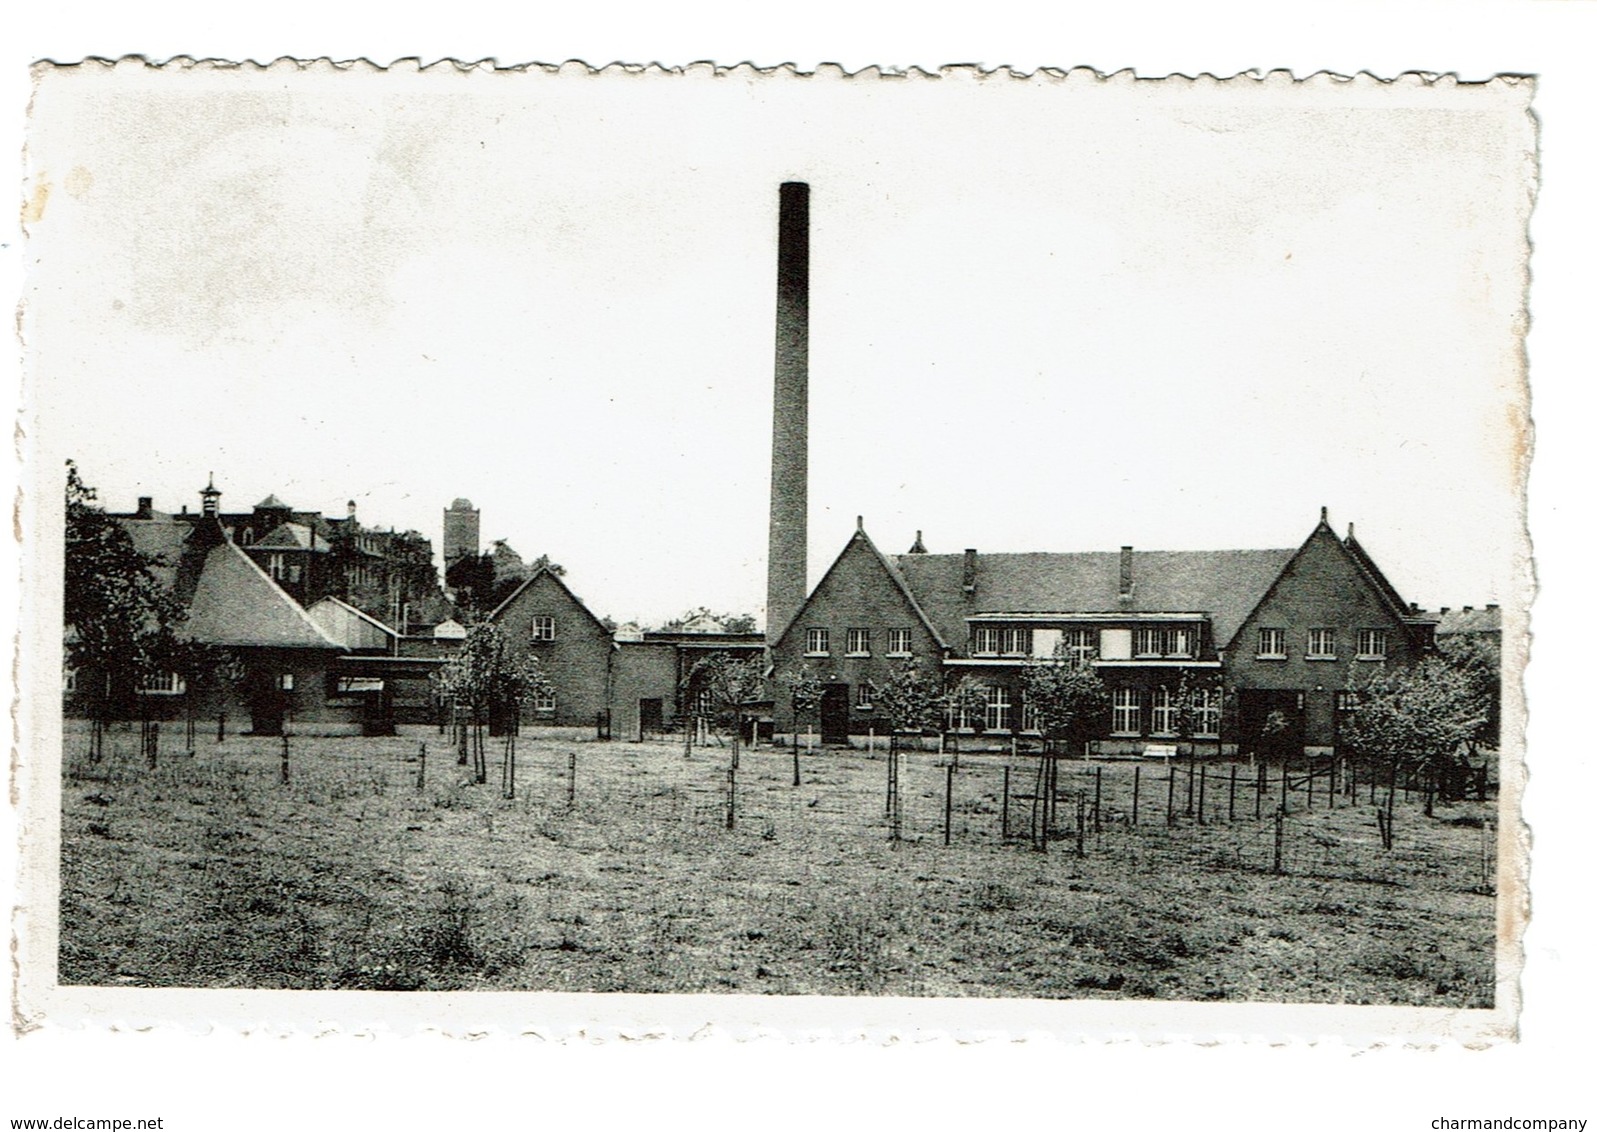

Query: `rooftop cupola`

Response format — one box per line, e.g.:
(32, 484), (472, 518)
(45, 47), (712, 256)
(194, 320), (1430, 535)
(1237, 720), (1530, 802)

(200, 473), (221, 518)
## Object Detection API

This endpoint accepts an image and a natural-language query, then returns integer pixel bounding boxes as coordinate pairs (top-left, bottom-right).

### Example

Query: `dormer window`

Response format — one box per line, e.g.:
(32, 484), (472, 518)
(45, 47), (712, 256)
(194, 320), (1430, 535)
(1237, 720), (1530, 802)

(974, 626), (1001, 656)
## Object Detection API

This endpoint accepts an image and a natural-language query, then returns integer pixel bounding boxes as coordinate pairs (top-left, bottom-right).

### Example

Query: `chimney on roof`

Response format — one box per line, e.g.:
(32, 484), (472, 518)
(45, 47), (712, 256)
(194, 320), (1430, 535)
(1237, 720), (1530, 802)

(347, 500), (358, 521)
(962, 549), (978, 595)
(908, 530), (927, 554)
(1412, 602), (1422, 614)
(136, 496), (153, 519)
(1320, 505), (1329, 526)
(1347, 521), (1355, 540)
(1439, 606), (1449, 614)
(766, 181), (810, 644)
(1119, 546), (1134, 603)
(856, 515), (864, 533)
(1463, 605), (1473, 612)
(1486, 603), (1498, 610)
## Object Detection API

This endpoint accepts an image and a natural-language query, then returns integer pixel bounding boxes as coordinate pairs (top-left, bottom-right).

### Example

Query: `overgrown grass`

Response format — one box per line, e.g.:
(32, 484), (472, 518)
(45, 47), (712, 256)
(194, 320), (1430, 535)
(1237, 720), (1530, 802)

(57, 724), (1498, 1004)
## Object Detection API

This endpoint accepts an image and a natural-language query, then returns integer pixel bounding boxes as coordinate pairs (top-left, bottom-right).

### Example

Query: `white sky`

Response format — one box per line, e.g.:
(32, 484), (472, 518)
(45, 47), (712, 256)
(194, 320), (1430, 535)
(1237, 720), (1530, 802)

(24, 66), (1534, 628)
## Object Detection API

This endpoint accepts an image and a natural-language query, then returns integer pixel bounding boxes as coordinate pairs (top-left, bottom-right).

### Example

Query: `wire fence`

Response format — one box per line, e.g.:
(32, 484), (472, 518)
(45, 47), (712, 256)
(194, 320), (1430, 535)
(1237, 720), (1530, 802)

(61, 721), (1497, 897)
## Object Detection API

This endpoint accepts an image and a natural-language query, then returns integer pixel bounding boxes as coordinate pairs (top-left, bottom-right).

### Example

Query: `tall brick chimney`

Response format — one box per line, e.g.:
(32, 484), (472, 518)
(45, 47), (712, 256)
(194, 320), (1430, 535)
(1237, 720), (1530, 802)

(767, 181), (810, 643)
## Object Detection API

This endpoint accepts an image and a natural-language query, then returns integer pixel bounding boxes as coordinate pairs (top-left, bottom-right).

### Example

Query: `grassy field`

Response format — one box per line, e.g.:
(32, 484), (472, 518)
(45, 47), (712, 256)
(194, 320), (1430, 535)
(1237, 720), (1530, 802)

(57, 724), (1498, 1004)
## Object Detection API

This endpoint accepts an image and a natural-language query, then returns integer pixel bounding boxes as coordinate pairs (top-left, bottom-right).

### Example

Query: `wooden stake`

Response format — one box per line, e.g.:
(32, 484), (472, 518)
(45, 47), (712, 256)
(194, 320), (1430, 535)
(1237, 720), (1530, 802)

(944, 763), (953, 846)
(1131, 765), (1141, 827)
(417, 741), (427, 790)
(217, 713), (225, 743)
(1075, 794), (1086, 859)
(726, 763), (736, 830)
(1197, 763), (1207, 826)
(1273, 807), (1284, 874)
(1256, 762), (1265, 821)
(1094, 766), (1103, 833)
(1166, 763), (1176, 826)
(1002, 765), (1011, 840)
(1228, 764), (1237, 822)
(1306, 759), (1314, 810)
(280, 733), (290, 785)
(792, 741), (800, 787)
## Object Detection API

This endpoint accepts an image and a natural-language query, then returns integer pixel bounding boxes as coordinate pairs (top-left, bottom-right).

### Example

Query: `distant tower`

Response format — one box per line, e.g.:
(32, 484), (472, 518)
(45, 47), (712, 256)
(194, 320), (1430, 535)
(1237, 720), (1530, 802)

(200, 473), (221, 518)
(443, 498), (481, 565)
(767, 181), (810, 643)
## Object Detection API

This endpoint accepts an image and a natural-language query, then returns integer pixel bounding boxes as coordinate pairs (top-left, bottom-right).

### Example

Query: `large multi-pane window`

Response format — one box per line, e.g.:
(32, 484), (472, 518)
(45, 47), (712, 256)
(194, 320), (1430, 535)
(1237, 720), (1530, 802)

(138, 672), (186, 696)
(804, 627), (830, 656)
(974, 626), (1002, 656)
(846, 628), (871, 657)
(1151, 686), (1177, 734)
(1356, 628), (1388, 660)
(1112, 687), (1141, 734)
(530, 615), (556, 641)
(974, 626), (1032, 656)
(1134, 627), (1194, 658)
(1194, 688), (1220, 737)
(887, 628), (913, 656)
(1257, 628), (1286, 658)
(1307, 628), (1336, 659)
(984, 686), (1012, 731)
(1064, 628), (1097, 666)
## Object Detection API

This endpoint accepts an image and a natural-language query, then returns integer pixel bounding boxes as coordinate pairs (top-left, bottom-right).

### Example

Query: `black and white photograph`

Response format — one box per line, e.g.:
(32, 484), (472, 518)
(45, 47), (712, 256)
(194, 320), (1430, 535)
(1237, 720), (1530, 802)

(18, 63), (1536, 1036)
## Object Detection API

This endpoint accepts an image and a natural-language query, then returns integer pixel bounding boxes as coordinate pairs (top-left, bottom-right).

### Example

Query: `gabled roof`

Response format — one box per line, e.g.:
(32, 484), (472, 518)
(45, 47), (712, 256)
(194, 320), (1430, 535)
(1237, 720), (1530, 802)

(252, 522), (326, 551)
(487, 564), (614, 639)
(255, 494), (291, 510)
(773, 525), (948, 652)
(1342, 528), (1412, 619)
(893, 547), (1295, 650)
(184, 541), (344, 650)
(116, 518), (193, 592)
(307, 595), (400, 641)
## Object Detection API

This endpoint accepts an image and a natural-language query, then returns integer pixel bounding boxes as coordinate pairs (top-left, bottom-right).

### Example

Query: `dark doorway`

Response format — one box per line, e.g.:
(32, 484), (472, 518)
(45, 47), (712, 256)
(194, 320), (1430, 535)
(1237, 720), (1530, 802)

(639, 698), (664, 735)
(820, 683), (850, 745)
(249, 674), (285, 736)
(1237, 688), (1304, 761)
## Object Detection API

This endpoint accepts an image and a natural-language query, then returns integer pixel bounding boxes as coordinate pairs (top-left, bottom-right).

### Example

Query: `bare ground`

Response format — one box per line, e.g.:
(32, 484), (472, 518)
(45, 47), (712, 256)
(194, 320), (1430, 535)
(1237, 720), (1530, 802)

(57, 725), (1498, 1005)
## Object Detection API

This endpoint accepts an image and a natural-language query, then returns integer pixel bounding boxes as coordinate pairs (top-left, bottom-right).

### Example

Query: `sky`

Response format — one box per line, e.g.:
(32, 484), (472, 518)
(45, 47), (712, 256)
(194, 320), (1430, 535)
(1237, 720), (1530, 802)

(24, 66), (1534, 629)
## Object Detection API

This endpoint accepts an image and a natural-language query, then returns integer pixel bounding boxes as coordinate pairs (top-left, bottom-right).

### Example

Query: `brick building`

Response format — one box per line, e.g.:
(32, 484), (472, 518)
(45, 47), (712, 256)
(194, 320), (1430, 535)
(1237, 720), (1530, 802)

(769, 510), (1437, 757)
(488, 563), (616, 728)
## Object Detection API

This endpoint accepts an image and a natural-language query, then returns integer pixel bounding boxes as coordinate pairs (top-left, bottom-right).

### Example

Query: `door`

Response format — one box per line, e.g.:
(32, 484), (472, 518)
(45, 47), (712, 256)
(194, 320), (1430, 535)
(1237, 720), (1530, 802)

(819, 683), (851, 745)
(639, 698), (663, 735)
(249, 672), (285, 736)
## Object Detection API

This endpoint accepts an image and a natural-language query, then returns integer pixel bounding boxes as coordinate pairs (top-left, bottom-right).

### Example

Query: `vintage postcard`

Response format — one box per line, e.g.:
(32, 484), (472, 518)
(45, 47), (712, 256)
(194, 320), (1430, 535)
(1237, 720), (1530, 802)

(16, 61), (1534, 1042)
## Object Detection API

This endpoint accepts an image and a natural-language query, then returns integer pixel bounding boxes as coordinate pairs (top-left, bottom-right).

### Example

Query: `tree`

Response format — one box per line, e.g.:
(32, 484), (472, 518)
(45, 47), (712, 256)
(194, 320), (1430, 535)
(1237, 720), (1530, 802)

(1020, 646), (1111, 757)
(1170, 668), (1223, 758)
(873, 657), (943, 751)
(659, 607), (758, 634)
(63, 461), (187, 726)
(1438, 632), (1501, 756)
(941, 675), (989, 736)
(1339, 657), (1487, 800)
(688, 652), (766, 768)
(437, 622), (555, 779)
(783, 663), (824, 749)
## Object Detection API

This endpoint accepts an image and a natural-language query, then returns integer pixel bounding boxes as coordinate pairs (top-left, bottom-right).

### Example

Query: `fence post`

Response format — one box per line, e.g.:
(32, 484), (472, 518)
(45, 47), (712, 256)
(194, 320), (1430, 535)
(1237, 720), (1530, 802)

(1228, 764), (1237, 822)
(792, 742), (801, 787)
(726, 763), (736, 831)
(280, 733), (290, 785)
(1306, 760), (1314, 810)
(217, 713), (226, 743)
(1256, 762), (1265, 821)
(567, 747), (577, 810)
(1075, 794), (1086, 859)
(944, 763), (954, 846)
(1166, 762), (1176, 827)
(1280, 758), (1289, 815)
(1273, 807), (1284, 874)
(1002, 765), (1011, 840)
(1185, 753), (1195, 817)
(1197, 764), (1207, 826)
(1131, 765), (1141, 827)
(417, 741), (426, 791)
(1094, 767), (1103, 833)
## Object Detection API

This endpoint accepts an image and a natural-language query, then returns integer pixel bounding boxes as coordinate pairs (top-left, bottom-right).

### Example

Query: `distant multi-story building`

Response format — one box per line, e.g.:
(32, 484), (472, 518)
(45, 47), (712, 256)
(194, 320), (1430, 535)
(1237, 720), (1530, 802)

(111, 477), (448, 633)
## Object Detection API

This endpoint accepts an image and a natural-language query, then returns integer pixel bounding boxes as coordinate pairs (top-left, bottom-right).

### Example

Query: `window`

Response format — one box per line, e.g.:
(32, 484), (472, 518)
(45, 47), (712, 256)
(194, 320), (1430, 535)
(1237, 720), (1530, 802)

(530, 615), (556, 642)
(138, 672), (187, 696)
(62, 667), (78, 694)
(804, 627), (830, 656)
(1357, 628), (1388, 660)
(240, 528), (255, 546)
(268, 553), (287, 581)
(1064, 628), (1097, 666)
(945, 696), (976, 731)
(1151, 686), (1177, 735)
(1112, 687), (1141, 735)
(846, 628), (871, 657)
(287, 563), (302, 585)
(1000, 627), (1033, 656)
(1021, 698), (1040, 733)
(1335, 691), (1360, 713)
(1134, 627), (1195, 658)
(1257, 628), (1286, 658)
(532, 687), (557, 714)
(984, 685), (1012, 731)
(1194, 688), (1220, 737)
(279, 673), (295, 691)
(974, 626), (1002, 656)
(855, 681), (874, 710)
(1307, 628), (1336, 659)
(887, 628), (912, 656)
